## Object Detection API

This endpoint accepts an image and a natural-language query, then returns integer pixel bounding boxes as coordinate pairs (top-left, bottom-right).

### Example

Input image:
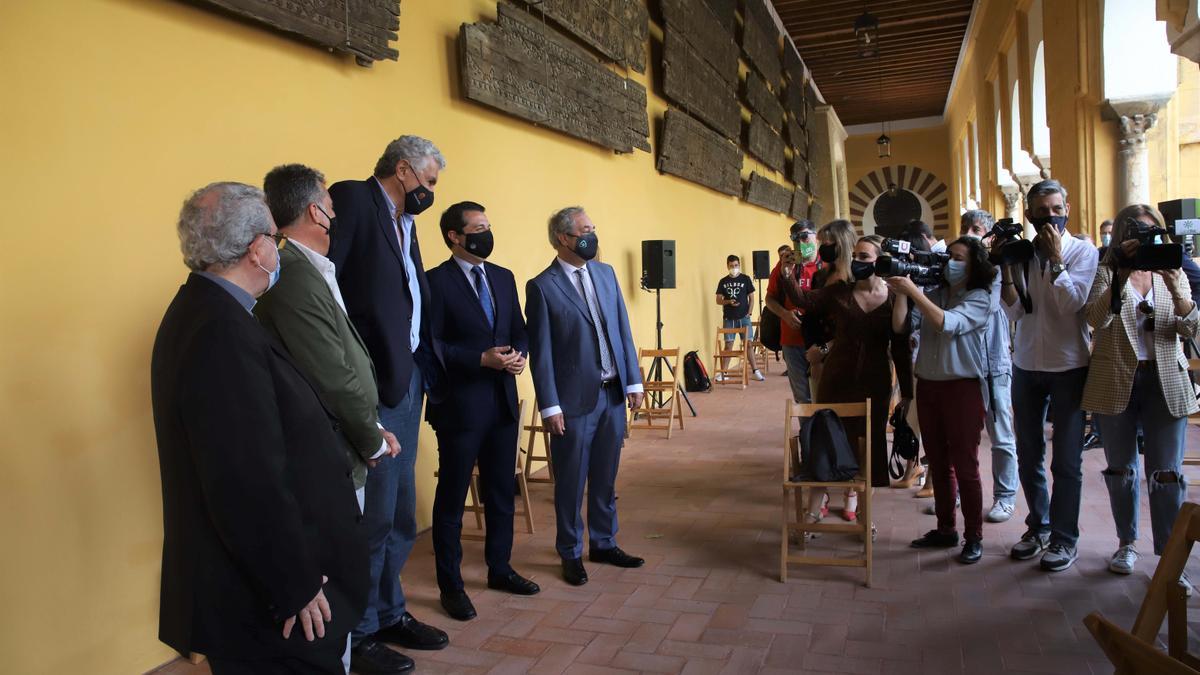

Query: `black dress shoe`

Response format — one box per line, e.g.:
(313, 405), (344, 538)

(440, 590), (477, 621)
(488, 571), (541, 595)
(562, 557), (589, 586)
(350, 639), (414, 674)
(958, 539), (983, 564)
(910, 529), (959, 548)
(588, 546), (645, 568)
(375, 612), (449, 651)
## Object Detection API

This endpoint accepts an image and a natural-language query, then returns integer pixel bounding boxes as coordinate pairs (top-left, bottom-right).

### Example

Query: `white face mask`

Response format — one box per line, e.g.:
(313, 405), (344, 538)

(1101, 233), (1112, 247)
(931, 239), (948, 253)
(729, 266), (740, 277)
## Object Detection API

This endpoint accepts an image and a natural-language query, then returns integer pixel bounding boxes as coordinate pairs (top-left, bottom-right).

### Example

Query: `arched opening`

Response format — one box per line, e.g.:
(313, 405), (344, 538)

(970, 120), (982, 204)
(1031, 42), (1051, 163)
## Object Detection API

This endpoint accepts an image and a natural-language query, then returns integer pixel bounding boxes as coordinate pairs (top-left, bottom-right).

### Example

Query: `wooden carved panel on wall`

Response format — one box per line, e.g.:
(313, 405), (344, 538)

(657, 108), (743, 196)
(741, 0), (782, 85)
(791, 187), (810, 221)
(512, 0), (648, 73)
(785, 80), (806, 127)
(783, 41), (805, 84)
(460, 3), (650, 154)
(661, 0), (740, 140)
(744, 172), (791, 214)
(790, 156), (809, 190)
(744, 71), (784, 131)
(699, 0), (737, 34)
(786, 116), (808, 157)
(809, 199), (824, 223)
(747, 115), (785, 173)
(192, 0), (400, 64)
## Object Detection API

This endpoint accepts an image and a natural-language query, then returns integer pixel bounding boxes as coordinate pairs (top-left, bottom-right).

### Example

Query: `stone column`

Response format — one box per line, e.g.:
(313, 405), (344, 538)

(1001, 184), (1023, 229)
(1117, 113), (1157, 206)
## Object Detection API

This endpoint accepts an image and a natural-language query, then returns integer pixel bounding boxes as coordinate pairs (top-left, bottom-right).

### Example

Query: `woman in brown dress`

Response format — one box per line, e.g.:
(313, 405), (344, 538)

(784, 235), (913, 523)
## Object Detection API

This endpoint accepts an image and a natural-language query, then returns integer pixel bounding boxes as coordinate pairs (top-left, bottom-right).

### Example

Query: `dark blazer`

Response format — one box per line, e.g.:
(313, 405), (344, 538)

(425, 257), (528, 430)
(525, 259), (641, 417)
(328, 177), (439, 407)
(254, 242), (381, 489)
(151, 274), (368, 660)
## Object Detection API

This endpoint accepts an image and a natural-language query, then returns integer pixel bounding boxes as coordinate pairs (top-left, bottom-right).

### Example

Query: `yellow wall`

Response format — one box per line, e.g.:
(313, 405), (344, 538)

(0, 1), (802, 672)
(844, 125), (954, 210)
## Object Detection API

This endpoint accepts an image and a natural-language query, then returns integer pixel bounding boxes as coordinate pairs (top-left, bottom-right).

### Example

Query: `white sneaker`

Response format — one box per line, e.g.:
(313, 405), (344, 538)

(986, 500), (1015, 523)
(714, 373), (725, 383)
(1108, 544), (1138, 575)
(752, 370), (765, 381)
(1181, 572), (1194, 597)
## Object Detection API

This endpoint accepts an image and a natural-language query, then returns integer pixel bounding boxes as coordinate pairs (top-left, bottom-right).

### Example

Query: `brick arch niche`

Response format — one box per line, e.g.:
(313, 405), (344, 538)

(849, 165), (951, 239)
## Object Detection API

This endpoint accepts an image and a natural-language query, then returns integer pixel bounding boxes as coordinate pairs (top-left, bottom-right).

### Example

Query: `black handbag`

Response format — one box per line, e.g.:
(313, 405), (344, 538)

(758, 275), (787, 353)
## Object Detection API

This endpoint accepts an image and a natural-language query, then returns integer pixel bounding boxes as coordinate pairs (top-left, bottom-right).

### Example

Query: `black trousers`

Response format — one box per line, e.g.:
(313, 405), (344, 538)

(431, 407), (519, 593)
(207, 640), (345, 674)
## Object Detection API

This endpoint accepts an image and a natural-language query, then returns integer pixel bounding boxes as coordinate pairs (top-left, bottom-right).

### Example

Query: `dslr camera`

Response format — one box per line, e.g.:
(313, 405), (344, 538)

(881, 238), (949, 267)
(1117, 217), (1183, 271)
(874, 254), (944, 286)
(984, 217), (1035, 266)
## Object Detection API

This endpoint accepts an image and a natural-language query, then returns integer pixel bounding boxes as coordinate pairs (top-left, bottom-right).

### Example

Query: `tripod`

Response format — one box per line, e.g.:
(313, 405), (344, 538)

(644, 287), (697, 417)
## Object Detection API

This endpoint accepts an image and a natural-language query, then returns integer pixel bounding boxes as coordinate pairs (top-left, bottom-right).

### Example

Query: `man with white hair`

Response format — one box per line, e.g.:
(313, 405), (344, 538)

(329, 136), (448, 673)
(151, 182), (368, 673)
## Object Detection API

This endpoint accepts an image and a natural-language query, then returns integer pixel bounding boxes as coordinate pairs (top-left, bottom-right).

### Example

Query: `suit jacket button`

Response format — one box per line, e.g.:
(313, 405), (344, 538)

(331, 421), (340, 431)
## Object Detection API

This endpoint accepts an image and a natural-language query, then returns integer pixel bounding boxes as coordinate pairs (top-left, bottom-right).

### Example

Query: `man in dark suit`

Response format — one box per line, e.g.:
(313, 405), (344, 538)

(254, 164), (407, 672)
(425, 201), (541, 622)
(151, 182), (368, 674)
(525, 206), (646, 586)
(327, 136), (450, 669)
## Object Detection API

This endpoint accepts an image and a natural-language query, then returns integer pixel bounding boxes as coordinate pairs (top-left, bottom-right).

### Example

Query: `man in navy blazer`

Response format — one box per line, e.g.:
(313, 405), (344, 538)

(525, 206), (646, 586)
(327, 136), (448, 674)
(425, 201), (541, 622)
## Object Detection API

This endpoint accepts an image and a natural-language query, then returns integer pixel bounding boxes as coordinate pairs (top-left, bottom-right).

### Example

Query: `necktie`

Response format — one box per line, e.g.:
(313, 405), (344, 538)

(472, 266), (495, 329)
(575, 268), (614, 376)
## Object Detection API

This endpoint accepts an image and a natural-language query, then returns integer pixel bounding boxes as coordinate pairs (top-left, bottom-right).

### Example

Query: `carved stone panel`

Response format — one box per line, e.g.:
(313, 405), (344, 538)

(791, 187), (810, 221)
(786, 117), (808, 156)
(460, 3), (650, 154)
(784, 41), (805, 83)
(662, 25), (740, 139)
(790, 156), (809, 189)
(785, 80), (806, 126)
(747, 115), (785, 173)
(193, 0), (400, 64)
(657, 109), (743, 196)
(660, 0), (738, 86)
(700, 0), (737, 34)
(744, 172), (791, 214)
(741, 0), (782, 85)
(512, 0), (648, 73)
(744, 71), (784, 131)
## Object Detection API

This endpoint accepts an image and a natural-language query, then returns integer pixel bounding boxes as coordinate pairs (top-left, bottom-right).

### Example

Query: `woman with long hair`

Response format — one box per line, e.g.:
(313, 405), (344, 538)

(803, 220), (857, 387)
(888, 237), (997, 564)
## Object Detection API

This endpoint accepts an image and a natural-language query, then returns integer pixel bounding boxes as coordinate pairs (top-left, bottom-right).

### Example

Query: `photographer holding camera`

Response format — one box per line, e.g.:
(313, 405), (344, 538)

(1081, 204), (1198, 581)
(997, 179), (1097, 572)
(887, 237), (997, 564)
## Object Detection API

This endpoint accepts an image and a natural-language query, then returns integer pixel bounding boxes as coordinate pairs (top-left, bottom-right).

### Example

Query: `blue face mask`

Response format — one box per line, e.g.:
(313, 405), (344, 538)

(1031, 214), (1069, 233)
(258, 246), (281, 291)
(944, 260), (968, 285)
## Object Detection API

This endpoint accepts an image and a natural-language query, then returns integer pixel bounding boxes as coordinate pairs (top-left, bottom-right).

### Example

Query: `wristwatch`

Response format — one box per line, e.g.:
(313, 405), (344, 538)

(1049, 261), (1067, 277)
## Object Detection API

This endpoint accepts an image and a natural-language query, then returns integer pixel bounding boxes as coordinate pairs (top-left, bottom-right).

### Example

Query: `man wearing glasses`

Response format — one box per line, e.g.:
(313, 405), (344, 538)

(765, 220), (821, 403)
(151, 182), (369, 673)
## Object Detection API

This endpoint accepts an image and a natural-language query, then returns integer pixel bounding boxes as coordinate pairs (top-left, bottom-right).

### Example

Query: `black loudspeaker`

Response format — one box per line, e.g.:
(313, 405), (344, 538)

(641, 240), (676, 289)
(752, 250), (771, 279)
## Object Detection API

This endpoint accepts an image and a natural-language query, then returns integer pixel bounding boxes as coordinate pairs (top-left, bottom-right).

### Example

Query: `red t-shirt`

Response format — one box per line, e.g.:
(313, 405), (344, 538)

(767, 260), (819, 346)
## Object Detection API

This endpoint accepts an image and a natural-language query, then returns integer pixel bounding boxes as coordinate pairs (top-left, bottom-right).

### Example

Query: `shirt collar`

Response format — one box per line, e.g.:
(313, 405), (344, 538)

(195, 271), (256, 314)
(556, 256), (586, 275)
(374, 176), (397, 214)
(288, 238), (335, 274)
(453, 254), (483, 275)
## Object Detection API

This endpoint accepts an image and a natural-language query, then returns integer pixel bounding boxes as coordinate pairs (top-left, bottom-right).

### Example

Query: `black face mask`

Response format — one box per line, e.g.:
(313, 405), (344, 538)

(570, 232), (599, 261)
(461, 229), (494, 259)
(314, 204), (335, 239)
(1030, 214), (1068, 233)
(400, 174), (435, 215)
(851, 260), (875, 280)
(818, 243), (838, 264)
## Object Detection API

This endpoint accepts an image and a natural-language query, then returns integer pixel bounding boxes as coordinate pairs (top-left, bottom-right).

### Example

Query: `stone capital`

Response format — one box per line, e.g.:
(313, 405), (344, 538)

(1118, 113), (1158, 147)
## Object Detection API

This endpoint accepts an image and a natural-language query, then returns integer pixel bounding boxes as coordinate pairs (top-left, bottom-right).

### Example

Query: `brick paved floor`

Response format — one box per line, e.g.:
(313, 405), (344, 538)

(155, 366), (1200, 674)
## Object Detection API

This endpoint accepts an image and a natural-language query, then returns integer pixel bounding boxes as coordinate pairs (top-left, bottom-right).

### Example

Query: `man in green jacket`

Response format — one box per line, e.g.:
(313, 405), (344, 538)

(255, 163), (408, 673)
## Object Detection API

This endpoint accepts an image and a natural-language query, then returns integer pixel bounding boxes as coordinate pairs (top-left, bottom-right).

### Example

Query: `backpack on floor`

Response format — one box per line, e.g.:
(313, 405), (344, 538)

(683, 350), (711, 392)
(797, 409), (858, 482)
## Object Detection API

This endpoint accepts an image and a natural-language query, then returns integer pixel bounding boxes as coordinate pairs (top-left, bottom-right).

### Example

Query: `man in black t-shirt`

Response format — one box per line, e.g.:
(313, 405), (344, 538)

(714, 254), (764, 381)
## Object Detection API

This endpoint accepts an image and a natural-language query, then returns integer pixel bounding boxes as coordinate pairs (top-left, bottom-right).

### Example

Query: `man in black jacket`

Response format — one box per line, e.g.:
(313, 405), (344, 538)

(328, 136), (449, 673)
(426, 201), (540, 622)
(151, 182), (368, 674)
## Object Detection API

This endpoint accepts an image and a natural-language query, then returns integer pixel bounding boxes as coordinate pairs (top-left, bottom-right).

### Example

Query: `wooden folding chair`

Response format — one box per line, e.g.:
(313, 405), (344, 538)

(713, 327), (749, 389)
(749, 320), (770, 373)
(522, 399), (554, 484)
(781, 399), (873, 586)
(628, 348), (685, 438)
(1183, 360), (1200, 467)
(1084, 612), (1199, 675)
(435, 400), (536, 540)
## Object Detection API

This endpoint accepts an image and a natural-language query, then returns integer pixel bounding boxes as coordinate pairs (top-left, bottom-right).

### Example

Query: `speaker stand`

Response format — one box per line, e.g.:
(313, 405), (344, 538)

(647, 288), (697, 417)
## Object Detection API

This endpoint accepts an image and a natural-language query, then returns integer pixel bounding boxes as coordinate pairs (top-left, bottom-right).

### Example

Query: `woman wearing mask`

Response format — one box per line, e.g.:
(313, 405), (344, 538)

(783, 235), (912, 526)
(1082, 204), (1198, 583)
(804, 220), (857, 389)
(887, 238), (996, 564)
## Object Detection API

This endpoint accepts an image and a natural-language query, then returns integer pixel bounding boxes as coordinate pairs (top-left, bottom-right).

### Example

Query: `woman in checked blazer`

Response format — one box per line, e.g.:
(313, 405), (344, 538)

(1081, 204), (1199, 579)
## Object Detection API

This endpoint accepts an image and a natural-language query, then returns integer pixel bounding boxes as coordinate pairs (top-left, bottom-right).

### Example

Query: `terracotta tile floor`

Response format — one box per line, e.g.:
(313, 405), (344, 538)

(154, 365), (1200, 674)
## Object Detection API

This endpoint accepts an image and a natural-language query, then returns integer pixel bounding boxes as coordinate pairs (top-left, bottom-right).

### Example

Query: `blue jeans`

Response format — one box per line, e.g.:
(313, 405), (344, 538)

(723, 316), (754, 342)
(353, 367), (423, 644)
(781, 345), (812, 403)
(986, 372), (1018, 502)
(1096, 366), (1189, 555)
(1012, 366), (1088, 547)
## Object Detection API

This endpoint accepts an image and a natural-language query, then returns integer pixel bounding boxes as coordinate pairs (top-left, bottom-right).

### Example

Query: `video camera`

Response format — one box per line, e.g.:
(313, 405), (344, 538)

(874, 254), (944, 287)
(983, 217), (1035, 266)
(1160, 198), (1200, 256)
(1117, 217), (1183, 271)
(881, 238), (949, 267)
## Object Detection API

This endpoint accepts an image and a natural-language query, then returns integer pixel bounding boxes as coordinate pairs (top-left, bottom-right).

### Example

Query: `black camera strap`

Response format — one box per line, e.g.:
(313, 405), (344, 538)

(1109, 265), (1126, 316)
(1017, 260), (1034, 314)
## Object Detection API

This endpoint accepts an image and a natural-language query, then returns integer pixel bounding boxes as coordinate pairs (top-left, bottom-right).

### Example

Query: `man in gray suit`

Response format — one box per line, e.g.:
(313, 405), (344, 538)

(526, 206), (646, 586)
